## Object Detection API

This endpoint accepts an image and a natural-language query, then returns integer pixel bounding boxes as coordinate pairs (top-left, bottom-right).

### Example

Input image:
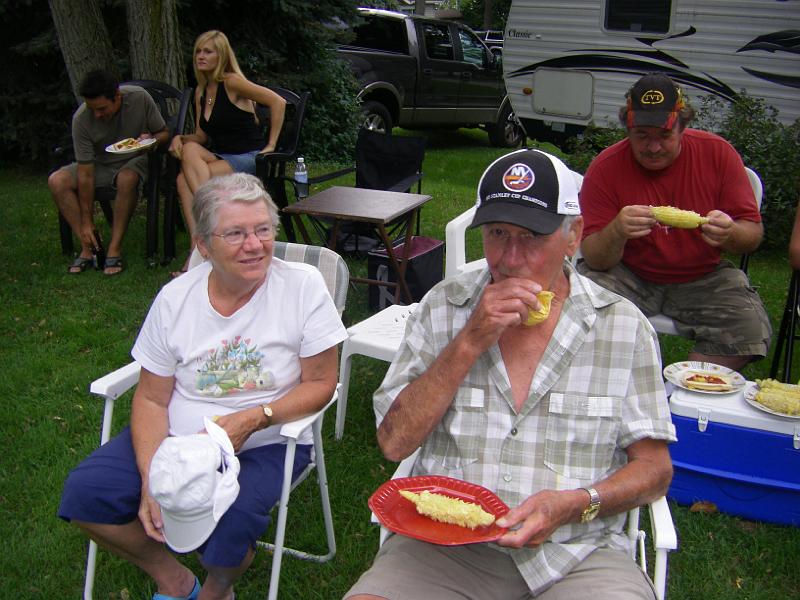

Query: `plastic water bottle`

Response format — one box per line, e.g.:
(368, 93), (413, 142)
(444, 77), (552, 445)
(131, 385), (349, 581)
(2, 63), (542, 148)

(294, 157), (308, 198)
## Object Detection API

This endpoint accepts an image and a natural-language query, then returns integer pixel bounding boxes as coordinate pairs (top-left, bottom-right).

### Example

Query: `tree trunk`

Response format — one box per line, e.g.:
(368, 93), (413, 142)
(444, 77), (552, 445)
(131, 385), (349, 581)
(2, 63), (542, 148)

(483, 0), (495, 30)
(49, 0), (116, 102)
(126, 0), (185, 90)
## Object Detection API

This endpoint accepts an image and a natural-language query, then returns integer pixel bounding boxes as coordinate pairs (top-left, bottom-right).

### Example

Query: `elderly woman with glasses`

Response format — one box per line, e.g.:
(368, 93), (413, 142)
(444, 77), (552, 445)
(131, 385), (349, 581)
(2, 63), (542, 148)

(59, 173), (347, 600)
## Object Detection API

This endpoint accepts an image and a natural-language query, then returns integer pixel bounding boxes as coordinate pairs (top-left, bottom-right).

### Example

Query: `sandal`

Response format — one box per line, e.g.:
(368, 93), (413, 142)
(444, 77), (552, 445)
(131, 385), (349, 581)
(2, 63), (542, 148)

(152, 576), (201, 600)
(68, 256), (94, 274)
(103, 255), (124, 276)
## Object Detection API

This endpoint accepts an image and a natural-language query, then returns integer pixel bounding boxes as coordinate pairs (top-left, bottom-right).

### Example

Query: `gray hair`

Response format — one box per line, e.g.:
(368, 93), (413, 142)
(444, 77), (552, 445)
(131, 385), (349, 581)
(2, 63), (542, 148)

(561, 215), (579, 235)
(193, 173), (280, 245)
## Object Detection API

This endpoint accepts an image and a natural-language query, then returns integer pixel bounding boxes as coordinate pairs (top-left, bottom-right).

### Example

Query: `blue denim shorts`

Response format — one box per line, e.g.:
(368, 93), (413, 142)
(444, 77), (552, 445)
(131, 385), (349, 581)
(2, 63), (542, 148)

(58, 426), (311, 567)
(217, 150), (260, 175)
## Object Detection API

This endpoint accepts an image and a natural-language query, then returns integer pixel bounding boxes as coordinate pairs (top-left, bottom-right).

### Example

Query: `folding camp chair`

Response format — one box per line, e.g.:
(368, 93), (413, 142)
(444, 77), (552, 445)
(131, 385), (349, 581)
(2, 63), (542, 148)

(82, 241), (348, 600)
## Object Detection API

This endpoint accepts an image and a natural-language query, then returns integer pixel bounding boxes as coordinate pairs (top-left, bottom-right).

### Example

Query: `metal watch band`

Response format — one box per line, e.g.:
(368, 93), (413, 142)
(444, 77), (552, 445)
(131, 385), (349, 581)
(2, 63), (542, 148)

(580, 487), (601, 523)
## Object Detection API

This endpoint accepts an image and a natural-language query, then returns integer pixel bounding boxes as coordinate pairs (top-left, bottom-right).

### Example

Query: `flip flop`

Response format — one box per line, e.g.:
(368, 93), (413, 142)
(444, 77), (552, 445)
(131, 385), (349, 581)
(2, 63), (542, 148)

(152, 576), (201, 600)
(68, 256), (93, 274)
(103, 256), (124, 276)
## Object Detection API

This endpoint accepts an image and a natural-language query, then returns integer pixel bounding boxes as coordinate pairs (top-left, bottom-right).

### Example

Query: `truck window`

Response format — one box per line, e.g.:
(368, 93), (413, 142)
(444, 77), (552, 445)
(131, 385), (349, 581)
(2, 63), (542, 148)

(458, 30), (487, 67)
(604, 0), (671, 34)
(351, 16), (409, 54)
(421, 23), (454, 60)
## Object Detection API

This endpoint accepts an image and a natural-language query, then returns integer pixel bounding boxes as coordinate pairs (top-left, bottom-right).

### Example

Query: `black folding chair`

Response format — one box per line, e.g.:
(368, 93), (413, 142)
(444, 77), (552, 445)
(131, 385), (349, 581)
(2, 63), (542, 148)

(307, 128), (426, 252)
(255, 88), (310, 242)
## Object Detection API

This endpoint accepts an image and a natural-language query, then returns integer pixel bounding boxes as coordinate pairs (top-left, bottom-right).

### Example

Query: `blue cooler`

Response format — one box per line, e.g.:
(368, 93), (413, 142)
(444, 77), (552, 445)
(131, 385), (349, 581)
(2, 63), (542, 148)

(668, 384), (800, 526)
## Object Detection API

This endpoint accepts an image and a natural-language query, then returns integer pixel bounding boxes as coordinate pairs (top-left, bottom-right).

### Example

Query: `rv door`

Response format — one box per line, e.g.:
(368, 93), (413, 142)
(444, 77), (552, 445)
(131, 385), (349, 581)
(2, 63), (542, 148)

(532, 68), (594, 122)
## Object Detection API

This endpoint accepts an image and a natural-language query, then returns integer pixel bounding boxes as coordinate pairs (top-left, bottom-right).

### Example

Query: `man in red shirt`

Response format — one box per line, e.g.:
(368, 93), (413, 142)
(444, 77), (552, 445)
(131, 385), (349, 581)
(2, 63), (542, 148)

(578, 73), (770, 370)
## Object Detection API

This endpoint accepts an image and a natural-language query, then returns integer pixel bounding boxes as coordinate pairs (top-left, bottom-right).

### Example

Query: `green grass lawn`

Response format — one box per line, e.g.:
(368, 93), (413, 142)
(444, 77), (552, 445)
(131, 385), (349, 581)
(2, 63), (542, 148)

(1, 128), (798, 599)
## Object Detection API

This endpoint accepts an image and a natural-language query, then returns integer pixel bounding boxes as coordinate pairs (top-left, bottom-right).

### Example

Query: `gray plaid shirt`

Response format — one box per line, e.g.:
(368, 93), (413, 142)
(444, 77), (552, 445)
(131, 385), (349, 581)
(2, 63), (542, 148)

(374, 261), (676, 595)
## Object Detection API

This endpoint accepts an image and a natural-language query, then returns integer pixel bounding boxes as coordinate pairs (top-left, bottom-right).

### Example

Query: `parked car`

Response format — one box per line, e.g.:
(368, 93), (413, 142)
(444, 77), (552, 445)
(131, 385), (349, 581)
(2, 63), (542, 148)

(336, 8), (524, 147)
(475, 29), (504, 56)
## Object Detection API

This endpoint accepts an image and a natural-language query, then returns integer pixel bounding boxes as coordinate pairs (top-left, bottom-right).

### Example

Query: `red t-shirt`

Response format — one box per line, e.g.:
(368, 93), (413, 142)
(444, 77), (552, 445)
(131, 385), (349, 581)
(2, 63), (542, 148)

(580, 129), (760, 283)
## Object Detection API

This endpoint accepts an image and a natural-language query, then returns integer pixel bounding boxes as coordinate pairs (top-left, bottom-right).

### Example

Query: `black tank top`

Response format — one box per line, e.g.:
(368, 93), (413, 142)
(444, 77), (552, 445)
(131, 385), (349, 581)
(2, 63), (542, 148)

(200, 81), (264, 154)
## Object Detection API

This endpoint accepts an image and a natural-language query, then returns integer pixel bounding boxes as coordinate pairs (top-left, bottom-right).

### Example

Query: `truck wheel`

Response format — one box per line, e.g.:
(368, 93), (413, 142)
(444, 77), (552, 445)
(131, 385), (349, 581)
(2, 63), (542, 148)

(361, 101), (392, 134)
(488, 103), (525, 148)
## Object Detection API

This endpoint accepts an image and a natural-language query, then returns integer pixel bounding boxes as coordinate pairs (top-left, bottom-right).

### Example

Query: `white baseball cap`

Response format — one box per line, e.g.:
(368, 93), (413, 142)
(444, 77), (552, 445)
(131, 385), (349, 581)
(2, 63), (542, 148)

(148, 418), (240, 553)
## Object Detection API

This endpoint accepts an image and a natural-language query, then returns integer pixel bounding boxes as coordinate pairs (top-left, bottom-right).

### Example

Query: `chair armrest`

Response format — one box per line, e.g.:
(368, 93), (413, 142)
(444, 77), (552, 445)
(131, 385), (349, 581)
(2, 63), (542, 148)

(278, 391), (338, 440)
(648, 496), (678, 551)
(308, 166), (356, 186)
(89, 362), (142, 399)
(387, 172), (423, 194)
(444, 206), (477, 279)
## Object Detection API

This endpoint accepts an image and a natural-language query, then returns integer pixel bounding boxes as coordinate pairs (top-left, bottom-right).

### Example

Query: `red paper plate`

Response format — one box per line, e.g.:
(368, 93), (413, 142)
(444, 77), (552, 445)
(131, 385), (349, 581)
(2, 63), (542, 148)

(369, 475), (510, 545)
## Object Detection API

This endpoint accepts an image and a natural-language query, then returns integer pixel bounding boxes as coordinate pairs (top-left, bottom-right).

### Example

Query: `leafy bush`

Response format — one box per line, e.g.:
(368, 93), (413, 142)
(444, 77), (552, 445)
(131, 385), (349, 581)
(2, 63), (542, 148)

(695, 94), (800, 250)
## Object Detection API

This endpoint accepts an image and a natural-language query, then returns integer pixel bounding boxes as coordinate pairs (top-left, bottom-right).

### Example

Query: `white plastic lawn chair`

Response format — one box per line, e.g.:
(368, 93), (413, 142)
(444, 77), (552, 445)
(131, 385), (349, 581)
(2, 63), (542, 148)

(371, 449), (677, 600)
(335, 302), (418, 440)
(83, 241), (349, 600)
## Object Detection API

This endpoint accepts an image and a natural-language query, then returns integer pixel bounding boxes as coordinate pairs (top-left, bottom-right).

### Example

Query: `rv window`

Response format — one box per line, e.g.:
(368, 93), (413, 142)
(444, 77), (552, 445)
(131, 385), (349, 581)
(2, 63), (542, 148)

(350, 16), (409, 54)
(422, 23), (455, 61)
(604, 0), (671, 34)
(458, 30), (487, 67)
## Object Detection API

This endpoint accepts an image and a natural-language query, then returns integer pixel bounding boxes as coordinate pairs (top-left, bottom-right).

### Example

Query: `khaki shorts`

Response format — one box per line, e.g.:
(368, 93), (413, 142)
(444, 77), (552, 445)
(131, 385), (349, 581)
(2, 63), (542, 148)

(64, 155), (149, 190)
(344, 534), (656, 600)
(577, 260), (772, 358)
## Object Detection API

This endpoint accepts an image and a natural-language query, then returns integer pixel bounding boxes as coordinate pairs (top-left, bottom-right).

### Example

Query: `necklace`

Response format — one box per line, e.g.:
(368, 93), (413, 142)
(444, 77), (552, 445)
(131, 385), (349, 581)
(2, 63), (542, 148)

(207, 96), (215, 106)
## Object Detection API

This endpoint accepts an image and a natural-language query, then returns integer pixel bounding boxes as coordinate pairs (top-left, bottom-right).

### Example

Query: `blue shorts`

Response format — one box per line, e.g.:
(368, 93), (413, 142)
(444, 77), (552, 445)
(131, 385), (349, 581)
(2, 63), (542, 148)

(217, 150), (260, 175)
(58, 427), (311, 568)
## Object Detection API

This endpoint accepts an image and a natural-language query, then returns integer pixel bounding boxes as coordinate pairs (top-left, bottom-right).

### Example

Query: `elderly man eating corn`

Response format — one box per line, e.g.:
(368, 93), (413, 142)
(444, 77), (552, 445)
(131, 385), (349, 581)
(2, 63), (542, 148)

(578, 73), (771, 371)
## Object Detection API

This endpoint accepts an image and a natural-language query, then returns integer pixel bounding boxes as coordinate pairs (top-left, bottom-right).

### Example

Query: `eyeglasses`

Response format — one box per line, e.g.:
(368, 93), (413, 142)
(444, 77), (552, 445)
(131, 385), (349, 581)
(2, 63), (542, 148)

(483, 226), (545, 249)
(212, 224), (275, 246)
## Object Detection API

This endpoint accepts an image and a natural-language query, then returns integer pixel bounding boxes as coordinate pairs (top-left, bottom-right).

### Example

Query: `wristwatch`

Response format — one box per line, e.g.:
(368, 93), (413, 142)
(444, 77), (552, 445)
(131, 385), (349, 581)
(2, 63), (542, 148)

(262, 404), (273, 428)
(580, 487), (601, 523)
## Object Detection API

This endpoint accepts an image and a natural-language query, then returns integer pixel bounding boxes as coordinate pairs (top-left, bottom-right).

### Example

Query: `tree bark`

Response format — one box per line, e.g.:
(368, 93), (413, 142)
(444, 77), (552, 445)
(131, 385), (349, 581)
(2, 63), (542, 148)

(126, 0), (185, 90)
(49, 0), (116, 102)
(483, 0), (494, 30)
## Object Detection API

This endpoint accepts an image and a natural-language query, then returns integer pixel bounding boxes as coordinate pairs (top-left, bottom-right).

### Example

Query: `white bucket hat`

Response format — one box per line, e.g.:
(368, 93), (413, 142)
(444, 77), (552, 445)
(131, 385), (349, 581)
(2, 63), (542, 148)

(148, 417), (241, 553)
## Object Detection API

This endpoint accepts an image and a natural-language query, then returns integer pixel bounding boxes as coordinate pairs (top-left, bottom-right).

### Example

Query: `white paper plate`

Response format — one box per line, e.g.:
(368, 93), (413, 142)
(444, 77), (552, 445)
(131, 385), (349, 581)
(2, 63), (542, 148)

(663, 361), (745, 395)
(743, 382), (800, 419)
(105, 137), (156, 155)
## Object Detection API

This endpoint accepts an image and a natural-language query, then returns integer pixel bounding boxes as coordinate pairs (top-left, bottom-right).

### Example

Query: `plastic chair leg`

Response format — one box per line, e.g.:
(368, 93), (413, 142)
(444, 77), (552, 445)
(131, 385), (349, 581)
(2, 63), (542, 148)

(336, 342), (355, 440)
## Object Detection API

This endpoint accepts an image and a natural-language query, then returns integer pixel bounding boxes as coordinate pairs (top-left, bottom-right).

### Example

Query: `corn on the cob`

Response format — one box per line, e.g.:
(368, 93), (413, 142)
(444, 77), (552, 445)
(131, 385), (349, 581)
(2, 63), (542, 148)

(650, 206), (709, 229)
(399, 489), (495, 529)
(754, 379), (800, 415)
(525, 291), (555, 326)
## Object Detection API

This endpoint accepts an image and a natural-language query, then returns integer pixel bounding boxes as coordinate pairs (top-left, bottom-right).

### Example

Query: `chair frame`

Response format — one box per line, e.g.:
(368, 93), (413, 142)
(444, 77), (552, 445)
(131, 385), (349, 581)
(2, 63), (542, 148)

(81, 241), (347, 600)
(372, 450), (676, 600)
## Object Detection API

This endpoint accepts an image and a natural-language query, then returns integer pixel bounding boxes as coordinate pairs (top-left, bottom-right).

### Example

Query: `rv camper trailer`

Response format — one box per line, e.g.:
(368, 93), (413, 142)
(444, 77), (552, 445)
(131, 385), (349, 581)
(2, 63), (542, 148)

(503, 0), (799, 139)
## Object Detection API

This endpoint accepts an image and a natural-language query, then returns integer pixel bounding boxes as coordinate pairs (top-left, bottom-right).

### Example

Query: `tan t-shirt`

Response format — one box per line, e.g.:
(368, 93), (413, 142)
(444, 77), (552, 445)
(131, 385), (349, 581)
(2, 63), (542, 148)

(71, 85), (166, 168)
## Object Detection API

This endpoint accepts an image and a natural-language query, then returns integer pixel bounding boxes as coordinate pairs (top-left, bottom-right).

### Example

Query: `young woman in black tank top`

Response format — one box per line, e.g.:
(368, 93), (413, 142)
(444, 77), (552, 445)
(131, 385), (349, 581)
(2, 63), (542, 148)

(167, 30), (286, 275)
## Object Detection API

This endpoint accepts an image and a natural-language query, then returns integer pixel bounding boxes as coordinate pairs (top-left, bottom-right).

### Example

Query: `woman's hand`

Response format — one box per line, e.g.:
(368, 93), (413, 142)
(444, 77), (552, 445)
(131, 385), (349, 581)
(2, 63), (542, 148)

(259, 142), (276, 155)
(209, 408), (263, 453)
(168, 135), (183, 160)
(139, 487), (166, 543)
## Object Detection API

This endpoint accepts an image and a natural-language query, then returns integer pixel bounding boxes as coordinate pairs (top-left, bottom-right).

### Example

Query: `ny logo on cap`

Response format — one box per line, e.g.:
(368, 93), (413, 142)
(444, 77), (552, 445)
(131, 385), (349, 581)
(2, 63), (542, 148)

(640, 90), (665, 105)
(502, 163), (534, 192)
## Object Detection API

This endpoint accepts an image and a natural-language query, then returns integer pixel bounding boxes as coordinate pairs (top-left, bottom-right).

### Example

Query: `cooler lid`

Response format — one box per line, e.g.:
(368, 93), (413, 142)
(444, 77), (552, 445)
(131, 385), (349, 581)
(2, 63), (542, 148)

(670, 384), (800, 439)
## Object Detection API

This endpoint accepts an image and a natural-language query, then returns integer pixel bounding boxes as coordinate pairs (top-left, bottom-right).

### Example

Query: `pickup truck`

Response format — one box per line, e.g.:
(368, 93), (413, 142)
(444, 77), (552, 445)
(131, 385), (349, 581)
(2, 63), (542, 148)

(336, 8), (524, 148)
